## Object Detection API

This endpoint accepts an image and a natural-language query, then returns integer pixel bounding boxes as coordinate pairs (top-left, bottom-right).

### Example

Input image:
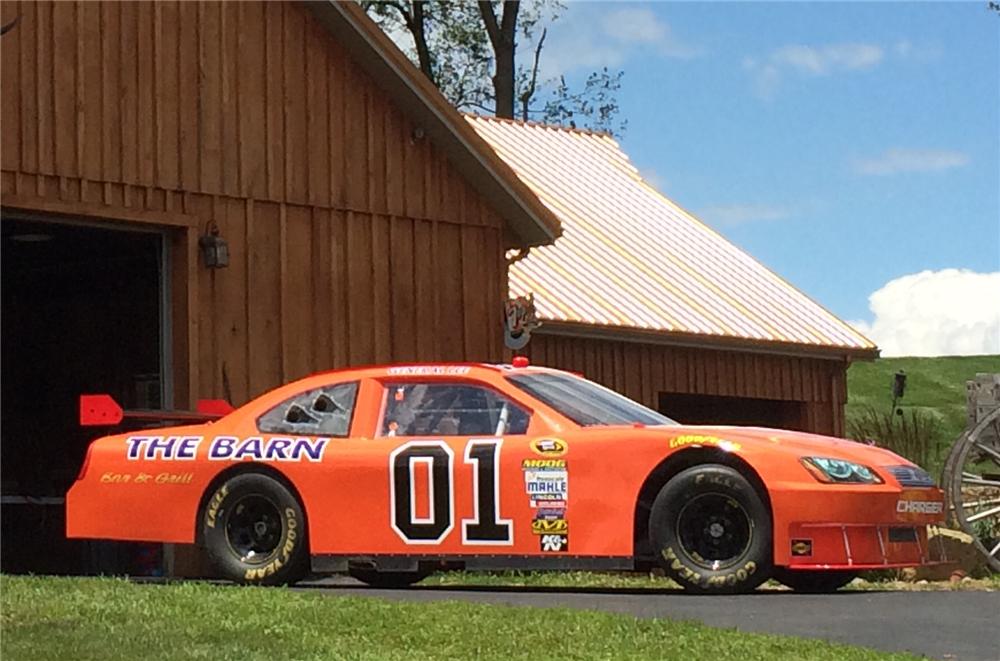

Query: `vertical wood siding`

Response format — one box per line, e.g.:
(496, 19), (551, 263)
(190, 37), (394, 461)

(525, 334), (848, 436)
(1, 1), (508, 405)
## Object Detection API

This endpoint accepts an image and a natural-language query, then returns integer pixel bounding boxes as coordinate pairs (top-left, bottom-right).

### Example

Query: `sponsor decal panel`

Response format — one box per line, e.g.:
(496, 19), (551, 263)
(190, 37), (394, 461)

(522, 457), (570, 551)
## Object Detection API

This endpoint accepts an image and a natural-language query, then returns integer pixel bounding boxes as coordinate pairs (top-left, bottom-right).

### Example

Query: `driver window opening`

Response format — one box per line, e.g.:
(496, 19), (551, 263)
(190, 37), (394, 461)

(379, 383), (530, 437)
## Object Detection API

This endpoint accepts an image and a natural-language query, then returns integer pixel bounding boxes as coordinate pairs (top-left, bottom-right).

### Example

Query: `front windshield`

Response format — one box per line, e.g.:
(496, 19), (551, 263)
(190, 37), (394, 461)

(507, 372), (678, 427)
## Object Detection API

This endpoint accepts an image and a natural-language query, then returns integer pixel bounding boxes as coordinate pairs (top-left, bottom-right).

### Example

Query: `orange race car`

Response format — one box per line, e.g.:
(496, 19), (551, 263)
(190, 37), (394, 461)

(67, 361), (946, 593)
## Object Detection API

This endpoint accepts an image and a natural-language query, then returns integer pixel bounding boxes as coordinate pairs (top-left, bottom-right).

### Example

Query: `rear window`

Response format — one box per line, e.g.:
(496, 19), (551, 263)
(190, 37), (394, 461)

(507, 372), (677, 427)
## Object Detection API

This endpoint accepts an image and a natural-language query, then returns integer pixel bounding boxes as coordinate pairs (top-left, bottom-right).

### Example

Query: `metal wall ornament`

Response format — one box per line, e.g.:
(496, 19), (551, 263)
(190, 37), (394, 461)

(199, 221), (230, 269)
(503, 293), (541, 350)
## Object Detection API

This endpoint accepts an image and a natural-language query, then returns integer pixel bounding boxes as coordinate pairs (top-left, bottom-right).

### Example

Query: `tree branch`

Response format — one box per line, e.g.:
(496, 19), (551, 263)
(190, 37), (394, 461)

(478, 1), (501, 47)
(519, 27), (546, 120)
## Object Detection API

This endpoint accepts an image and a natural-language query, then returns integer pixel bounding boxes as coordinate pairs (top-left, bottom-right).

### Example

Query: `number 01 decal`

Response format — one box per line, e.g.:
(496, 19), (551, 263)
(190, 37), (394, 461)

(389, 439), (513, 546)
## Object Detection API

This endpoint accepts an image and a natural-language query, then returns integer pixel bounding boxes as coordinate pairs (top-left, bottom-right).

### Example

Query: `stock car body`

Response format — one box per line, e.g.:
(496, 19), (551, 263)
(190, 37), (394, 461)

(67, 362), (946, 593)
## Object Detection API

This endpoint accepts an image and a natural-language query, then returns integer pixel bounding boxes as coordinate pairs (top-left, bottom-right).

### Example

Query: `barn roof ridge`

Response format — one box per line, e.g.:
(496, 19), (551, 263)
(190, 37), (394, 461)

(462, 112), (617, 141)
(306, 1), (561, 248)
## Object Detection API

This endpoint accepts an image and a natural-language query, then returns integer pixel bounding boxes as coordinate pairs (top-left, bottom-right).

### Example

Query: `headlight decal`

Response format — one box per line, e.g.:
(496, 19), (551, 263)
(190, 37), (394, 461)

(801, 457), (883, 484)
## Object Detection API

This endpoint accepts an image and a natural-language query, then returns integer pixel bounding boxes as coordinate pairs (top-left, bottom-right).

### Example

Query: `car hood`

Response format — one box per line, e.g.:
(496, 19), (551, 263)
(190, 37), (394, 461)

(660, 424), (917, 468)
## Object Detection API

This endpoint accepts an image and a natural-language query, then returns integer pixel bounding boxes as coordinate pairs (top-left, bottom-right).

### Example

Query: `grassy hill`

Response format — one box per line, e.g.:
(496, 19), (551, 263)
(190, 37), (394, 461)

(846, 355), (1000, 474)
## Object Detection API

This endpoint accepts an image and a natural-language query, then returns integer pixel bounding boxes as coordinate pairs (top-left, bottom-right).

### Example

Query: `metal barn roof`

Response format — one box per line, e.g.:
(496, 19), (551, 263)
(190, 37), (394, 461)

(466, 115), (877, 356)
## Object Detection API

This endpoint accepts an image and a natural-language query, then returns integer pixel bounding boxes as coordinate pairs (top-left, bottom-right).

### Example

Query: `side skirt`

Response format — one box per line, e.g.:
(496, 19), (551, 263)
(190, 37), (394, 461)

(312, 554), (635, 574)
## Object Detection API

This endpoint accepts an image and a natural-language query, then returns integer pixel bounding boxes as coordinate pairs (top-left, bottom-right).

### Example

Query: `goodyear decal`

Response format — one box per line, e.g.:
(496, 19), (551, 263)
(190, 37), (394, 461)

(668, 434), (741, 452)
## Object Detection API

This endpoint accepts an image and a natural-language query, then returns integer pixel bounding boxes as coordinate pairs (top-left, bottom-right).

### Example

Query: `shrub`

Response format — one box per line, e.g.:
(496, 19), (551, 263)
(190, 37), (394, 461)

(847, 405), (941, 474)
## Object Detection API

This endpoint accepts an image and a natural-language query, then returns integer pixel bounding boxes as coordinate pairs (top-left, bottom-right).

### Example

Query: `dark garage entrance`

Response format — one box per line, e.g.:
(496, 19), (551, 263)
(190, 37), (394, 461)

(1, 217), (166, 574)
(659, 392), (806, 431)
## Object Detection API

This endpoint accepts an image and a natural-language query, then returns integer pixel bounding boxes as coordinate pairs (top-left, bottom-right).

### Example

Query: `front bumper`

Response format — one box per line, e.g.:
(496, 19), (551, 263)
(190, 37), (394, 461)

(771, 484), (945, 569)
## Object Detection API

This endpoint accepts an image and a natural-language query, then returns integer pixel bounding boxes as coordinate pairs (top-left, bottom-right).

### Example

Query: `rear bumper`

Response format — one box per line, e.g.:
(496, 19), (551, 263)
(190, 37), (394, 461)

(771, 484), (945, 568)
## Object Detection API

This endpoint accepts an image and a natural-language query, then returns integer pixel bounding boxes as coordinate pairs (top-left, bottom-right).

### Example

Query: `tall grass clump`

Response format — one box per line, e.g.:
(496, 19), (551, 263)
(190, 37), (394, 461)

(847, 406), (941, 474)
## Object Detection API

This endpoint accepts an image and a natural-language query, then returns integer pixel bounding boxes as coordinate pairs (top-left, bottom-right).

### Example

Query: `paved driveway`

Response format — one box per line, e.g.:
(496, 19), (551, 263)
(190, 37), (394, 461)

(299, 579), (1000, 661)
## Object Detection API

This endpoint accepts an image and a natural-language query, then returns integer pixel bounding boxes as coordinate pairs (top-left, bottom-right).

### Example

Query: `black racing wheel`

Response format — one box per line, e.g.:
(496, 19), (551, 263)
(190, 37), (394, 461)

(649, 464), (772, 593)
(201, 472), (309, 586)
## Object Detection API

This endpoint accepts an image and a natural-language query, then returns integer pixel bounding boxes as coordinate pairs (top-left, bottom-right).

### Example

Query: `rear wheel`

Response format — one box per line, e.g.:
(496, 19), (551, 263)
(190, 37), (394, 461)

(773, 568), (857, 593)
(201, 472), (309, 586)
(649, 464), (772, 594)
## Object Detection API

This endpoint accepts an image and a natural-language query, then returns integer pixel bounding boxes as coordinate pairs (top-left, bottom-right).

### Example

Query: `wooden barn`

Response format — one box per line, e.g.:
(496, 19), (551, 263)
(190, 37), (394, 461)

(467, 115), (878, 438)
(0, 0), (875, 577)
(0, 0), (560, 574)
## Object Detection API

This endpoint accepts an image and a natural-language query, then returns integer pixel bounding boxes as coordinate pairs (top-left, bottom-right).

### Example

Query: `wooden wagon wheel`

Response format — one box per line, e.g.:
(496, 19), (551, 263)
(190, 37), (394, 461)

(947, 406), (1000, 573)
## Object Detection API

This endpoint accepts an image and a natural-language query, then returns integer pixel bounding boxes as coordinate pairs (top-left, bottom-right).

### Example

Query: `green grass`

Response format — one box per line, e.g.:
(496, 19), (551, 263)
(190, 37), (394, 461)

(846, 355), (1000, 474)
(0, 575), (920, 661)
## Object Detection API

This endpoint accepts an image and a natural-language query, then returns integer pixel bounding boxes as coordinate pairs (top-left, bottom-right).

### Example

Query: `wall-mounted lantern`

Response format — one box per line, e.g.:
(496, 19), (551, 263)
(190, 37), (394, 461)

(199, 221), (229, 269)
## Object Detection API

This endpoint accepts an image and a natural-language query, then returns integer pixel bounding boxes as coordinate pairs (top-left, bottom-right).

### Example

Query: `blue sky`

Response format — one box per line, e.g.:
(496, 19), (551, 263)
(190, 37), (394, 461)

(536, 1), (999, 355)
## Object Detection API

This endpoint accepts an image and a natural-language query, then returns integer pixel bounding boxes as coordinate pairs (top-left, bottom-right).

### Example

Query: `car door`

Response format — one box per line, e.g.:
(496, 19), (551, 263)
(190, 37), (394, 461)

(323, 378), (538, 556)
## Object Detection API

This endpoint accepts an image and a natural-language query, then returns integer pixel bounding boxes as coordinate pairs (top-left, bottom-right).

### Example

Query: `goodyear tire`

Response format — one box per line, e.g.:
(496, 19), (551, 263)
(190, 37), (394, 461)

(649, 464), (772, 594)
(773, 568), (856, 593)
(348, 566), (430, 588)
(202, 472), (309, 586)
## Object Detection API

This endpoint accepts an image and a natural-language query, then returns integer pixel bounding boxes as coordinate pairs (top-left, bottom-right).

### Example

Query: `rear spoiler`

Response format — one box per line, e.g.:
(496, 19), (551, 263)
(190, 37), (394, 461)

(80, 394), (234, 427)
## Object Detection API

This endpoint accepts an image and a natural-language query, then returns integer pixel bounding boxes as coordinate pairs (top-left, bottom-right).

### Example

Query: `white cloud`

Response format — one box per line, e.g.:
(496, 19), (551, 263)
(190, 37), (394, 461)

(639, 167), (668, 193)
(851, 270), (1000, 357)
(772, 43), (883, 75)
(744, 42), (883, 98)
(699, 204), (792, 226)
(604, 8), (702, 59)
(853, 148), (970, 176)
(540, 5), (701, 77)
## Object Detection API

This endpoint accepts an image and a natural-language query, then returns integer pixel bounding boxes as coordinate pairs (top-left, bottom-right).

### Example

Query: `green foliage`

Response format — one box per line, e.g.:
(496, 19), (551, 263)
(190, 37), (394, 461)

(0, 575), (921, 660)
(846, 355), (1000, 474)
(361, 0), (626, 135)
(543, 68), (627, 135)
(846, 406), (941, 473)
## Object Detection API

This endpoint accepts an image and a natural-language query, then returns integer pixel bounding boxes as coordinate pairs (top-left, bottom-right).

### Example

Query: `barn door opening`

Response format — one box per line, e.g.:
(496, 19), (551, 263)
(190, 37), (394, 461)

(658, 392), (806, 431)
(1, 216), (168, 574)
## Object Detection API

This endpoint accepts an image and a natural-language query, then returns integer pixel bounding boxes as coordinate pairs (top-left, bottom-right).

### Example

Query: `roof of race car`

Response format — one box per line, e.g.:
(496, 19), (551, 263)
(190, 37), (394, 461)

(465, 114), (878, 358)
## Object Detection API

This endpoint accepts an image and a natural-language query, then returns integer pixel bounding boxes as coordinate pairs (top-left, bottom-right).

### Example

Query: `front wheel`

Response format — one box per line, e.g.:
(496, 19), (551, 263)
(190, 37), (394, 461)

(201, 472), (309, 586)
(649, 464), (772, 594)
(773, 568), (856, 593)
